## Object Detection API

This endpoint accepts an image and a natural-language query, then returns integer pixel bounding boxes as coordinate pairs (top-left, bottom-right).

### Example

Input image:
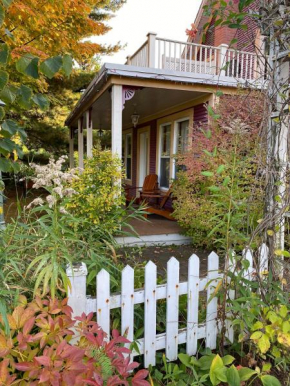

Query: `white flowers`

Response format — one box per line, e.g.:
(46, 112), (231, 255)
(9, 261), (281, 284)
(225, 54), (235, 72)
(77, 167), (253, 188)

(26, 197), (44, 209)
(46, 195), (57, 208)
(30, 156), (79, 190)
(25, 156), (79, 211)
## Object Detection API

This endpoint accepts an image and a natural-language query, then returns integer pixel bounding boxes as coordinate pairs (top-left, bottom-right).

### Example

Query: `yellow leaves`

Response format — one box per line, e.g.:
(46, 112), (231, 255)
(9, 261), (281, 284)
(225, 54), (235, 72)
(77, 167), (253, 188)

(7, 306), (34, 330)
(277, 332), (290, 348)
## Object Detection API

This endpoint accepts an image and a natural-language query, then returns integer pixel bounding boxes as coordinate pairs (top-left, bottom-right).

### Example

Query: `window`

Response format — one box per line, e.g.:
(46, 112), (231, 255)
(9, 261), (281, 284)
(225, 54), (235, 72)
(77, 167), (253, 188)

(174, 119), (189, 178)
(159, 124), (171, 189)
(123, 133), (132, 180)
(176, 120), (189, 153)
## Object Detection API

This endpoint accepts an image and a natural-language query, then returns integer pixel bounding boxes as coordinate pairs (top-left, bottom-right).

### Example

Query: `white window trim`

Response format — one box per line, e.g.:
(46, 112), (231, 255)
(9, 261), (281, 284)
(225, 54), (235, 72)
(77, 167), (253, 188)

(123, 130), (133, 184)
(158, 122), (172, 190)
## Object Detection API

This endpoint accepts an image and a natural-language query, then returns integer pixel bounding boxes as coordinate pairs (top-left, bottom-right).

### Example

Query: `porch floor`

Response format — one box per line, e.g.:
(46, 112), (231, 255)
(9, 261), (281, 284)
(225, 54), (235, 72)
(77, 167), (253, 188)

(116, 214), (192, 247)
(124, 214), (183, 236)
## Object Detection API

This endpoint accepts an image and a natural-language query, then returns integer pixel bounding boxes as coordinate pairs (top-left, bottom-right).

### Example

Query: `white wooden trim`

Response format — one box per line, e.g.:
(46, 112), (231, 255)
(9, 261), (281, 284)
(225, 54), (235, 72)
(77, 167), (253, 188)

(69, 128), (74, 168)
(86, 110), (93, 158)
(114, 233), (192, 247)
(78, 118), (84, 170)
(111, 85), (123, 159)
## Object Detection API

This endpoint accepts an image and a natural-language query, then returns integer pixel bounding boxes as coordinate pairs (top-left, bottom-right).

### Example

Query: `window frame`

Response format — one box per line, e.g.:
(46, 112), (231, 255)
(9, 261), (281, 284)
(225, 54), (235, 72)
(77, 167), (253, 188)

(173, 118), (190, 179)
(158, 122), (172, 190)
(122, 130), (133, 184)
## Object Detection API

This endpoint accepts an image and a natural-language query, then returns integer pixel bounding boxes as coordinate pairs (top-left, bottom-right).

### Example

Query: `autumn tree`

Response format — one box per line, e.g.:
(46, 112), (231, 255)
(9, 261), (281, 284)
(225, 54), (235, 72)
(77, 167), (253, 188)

(0, 0), (125, 171)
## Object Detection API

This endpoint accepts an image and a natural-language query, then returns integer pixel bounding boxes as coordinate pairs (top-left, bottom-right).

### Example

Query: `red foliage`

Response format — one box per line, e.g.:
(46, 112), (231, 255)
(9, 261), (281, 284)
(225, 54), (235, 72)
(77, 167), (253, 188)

(178, 92), (264, 183)
(186, 23), (198, 39)
(0, 297), (149, 386)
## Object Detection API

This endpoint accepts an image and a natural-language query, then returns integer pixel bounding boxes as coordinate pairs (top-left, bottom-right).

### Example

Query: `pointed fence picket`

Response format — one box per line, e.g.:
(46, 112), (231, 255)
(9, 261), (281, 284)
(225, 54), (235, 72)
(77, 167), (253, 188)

(67, 245), (268, 368)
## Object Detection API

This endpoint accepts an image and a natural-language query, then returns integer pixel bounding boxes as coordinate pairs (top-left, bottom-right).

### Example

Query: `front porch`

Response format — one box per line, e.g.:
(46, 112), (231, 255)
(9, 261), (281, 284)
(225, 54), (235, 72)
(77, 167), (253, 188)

(66, 32), (265, 238)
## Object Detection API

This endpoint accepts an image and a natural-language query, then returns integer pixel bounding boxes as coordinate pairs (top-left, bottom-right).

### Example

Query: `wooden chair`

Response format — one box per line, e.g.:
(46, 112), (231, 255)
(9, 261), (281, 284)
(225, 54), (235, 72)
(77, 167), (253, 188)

(125, 174), (159, 206)
(141, 186), (175, 221)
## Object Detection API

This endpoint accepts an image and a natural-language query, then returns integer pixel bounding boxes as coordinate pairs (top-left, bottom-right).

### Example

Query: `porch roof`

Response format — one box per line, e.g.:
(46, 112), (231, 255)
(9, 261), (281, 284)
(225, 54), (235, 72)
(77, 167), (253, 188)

(66, 62), (262, 128)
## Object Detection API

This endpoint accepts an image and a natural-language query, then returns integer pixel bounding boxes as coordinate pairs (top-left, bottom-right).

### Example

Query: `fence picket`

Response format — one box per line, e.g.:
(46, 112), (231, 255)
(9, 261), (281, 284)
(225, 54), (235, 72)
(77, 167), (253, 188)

(259, 243), (269, 275)
(144, 261), (157, 367)
(206, 252), (219, 350)
(121, 265), (135, 345)
(96, 269), (110, 337)
(243, 248), (254, 280)
(187, 254), (200, 355)
(166, 257), (180, 361)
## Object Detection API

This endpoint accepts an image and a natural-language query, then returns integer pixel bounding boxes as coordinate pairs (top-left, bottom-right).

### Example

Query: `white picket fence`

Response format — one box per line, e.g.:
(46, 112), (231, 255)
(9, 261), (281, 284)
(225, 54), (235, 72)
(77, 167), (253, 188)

(66, 245), (269, 368)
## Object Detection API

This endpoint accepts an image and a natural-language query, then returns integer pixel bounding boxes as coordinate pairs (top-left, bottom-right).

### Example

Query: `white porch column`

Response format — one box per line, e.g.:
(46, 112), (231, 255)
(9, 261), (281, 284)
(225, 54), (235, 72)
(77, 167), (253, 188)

(86, 109), (93, 158)
(111, 85), (123, 159)
(147, 32), (157, 68)
(218, 44), (228, 77)
(69, 127), (74, 168)
(78, 117), (84, 170)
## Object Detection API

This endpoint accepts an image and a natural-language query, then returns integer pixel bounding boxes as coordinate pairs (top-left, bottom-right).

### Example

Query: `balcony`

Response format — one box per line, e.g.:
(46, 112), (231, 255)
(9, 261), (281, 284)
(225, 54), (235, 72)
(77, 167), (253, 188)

(125, 33), (265, 82)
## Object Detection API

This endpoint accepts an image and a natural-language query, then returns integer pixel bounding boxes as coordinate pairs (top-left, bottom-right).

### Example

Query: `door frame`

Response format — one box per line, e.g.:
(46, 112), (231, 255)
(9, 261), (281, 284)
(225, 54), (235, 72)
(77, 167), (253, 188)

(137, 126), (150, 189)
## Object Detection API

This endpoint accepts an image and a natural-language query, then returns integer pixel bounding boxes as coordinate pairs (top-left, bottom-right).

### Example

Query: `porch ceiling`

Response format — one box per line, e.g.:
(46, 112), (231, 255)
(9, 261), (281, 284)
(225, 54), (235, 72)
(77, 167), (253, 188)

(90, 87), (207, 131)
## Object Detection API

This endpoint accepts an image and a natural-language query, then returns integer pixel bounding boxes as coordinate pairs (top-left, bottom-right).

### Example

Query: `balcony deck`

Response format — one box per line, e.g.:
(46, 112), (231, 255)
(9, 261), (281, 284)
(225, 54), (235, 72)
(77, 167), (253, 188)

(125, 33), (266, 84)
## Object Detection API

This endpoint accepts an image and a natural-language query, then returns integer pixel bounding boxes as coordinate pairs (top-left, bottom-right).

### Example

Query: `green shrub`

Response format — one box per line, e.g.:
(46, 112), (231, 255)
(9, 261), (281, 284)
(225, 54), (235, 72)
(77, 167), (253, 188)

(66, 148), (126, 233)
(149, 352), (280, 386)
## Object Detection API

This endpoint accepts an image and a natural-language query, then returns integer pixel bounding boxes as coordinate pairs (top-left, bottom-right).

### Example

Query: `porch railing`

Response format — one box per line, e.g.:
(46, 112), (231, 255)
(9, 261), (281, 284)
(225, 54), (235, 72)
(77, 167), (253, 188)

(125, 33), (266, 81)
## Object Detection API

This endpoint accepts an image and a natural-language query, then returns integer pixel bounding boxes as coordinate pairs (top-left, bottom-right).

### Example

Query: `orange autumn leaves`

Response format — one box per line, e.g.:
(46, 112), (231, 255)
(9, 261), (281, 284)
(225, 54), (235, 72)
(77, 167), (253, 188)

(3, 0), (117, 64)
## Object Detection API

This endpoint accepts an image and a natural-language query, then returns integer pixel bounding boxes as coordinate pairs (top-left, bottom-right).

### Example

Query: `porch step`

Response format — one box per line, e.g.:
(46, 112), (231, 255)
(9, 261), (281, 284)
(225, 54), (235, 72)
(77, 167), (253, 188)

(114, 233), (192, 247)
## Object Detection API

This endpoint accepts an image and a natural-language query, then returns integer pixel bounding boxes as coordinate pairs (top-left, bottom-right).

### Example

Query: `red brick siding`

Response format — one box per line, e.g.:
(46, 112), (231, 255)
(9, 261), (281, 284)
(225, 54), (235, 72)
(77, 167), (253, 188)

(237, 0), (259, 52)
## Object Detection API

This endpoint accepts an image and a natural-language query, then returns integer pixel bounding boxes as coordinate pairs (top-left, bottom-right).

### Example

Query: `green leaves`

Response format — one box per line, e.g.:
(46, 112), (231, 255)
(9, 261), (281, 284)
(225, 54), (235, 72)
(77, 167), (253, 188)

(0, 106), (5, 120)
(1, 0), (13, 8)
(201, 171), (214, 177)
(16, 55), (39, 79)
(0, 157), (11, 172)
(0, 69), (8, 90)
(208, 105), (221, 120)
(0, 4), (4, 27)
(40, 56), (63, 79)
(2, 119), (26, 140)
(261, 375), (281, 386)
(32, 93), (50, 110)
(0, 43), (9, 66)
(210, 355), (226, 385)
(238, 367), (256, 382)
(226, 365), (240, 386)
(0, 84), (17, 104)
(62, 54), (73, 77)
(17, 85), (32, 109)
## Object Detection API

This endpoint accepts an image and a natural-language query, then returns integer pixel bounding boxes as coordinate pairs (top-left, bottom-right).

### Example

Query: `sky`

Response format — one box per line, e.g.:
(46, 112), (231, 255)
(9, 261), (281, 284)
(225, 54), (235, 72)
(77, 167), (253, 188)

(93, 0), (202, 65)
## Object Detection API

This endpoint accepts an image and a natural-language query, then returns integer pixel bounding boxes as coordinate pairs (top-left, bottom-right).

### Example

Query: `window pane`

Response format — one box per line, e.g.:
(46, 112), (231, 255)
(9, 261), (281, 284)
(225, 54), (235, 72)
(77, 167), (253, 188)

(162, 125), (171, 156)
(126, 158), (132, 180)
(178, 120), (189, 152)
(126, 134), (132, 156)
(160, 158), (170, 188)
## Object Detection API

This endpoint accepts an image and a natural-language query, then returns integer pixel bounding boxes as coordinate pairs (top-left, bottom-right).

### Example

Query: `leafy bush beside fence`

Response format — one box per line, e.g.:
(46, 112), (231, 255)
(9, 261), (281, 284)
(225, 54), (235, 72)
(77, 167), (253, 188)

(0, 296), (149, 385)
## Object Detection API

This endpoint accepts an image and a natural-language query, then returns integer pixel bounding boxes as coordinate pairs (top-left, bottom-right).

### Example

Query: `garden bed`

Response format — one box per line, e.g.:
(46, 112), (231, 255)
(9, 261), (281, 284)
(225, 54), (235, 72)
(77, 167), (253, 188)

(118, 244), (220, 280)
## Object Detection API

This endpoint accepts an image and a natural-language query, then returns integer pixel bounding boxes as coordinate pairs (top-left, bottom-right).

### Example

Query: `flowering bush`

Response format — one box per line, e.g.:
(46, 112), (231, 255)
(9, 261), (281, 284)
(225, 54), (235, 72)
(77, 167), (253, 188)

(27, 155), (78, 212)
(0, 296), (149, 385)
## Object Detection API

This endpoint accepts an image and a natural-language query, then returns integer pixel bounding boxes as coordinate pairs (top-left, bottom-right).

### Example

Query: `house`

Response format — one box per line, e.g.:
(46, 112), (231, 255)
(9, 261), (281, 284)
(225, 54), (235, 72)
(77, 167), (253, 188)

(65, 0), (265, 207)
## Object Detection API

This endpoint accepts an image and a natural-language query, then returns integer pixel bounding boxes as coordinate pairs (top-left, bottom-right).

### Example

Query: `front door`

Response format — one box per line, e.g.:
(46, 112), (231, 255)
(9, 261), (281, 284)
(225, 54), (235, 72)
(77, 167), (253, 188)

(138, 128), (150, 187)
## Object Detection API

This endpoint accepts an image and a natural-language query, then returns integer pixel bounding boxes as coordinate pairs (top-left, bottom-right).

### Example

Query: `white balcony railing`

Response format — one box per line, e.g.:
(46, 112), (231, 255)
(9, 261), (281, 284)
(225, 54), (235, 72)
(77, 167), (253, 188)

(126, 33), (266, 82)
